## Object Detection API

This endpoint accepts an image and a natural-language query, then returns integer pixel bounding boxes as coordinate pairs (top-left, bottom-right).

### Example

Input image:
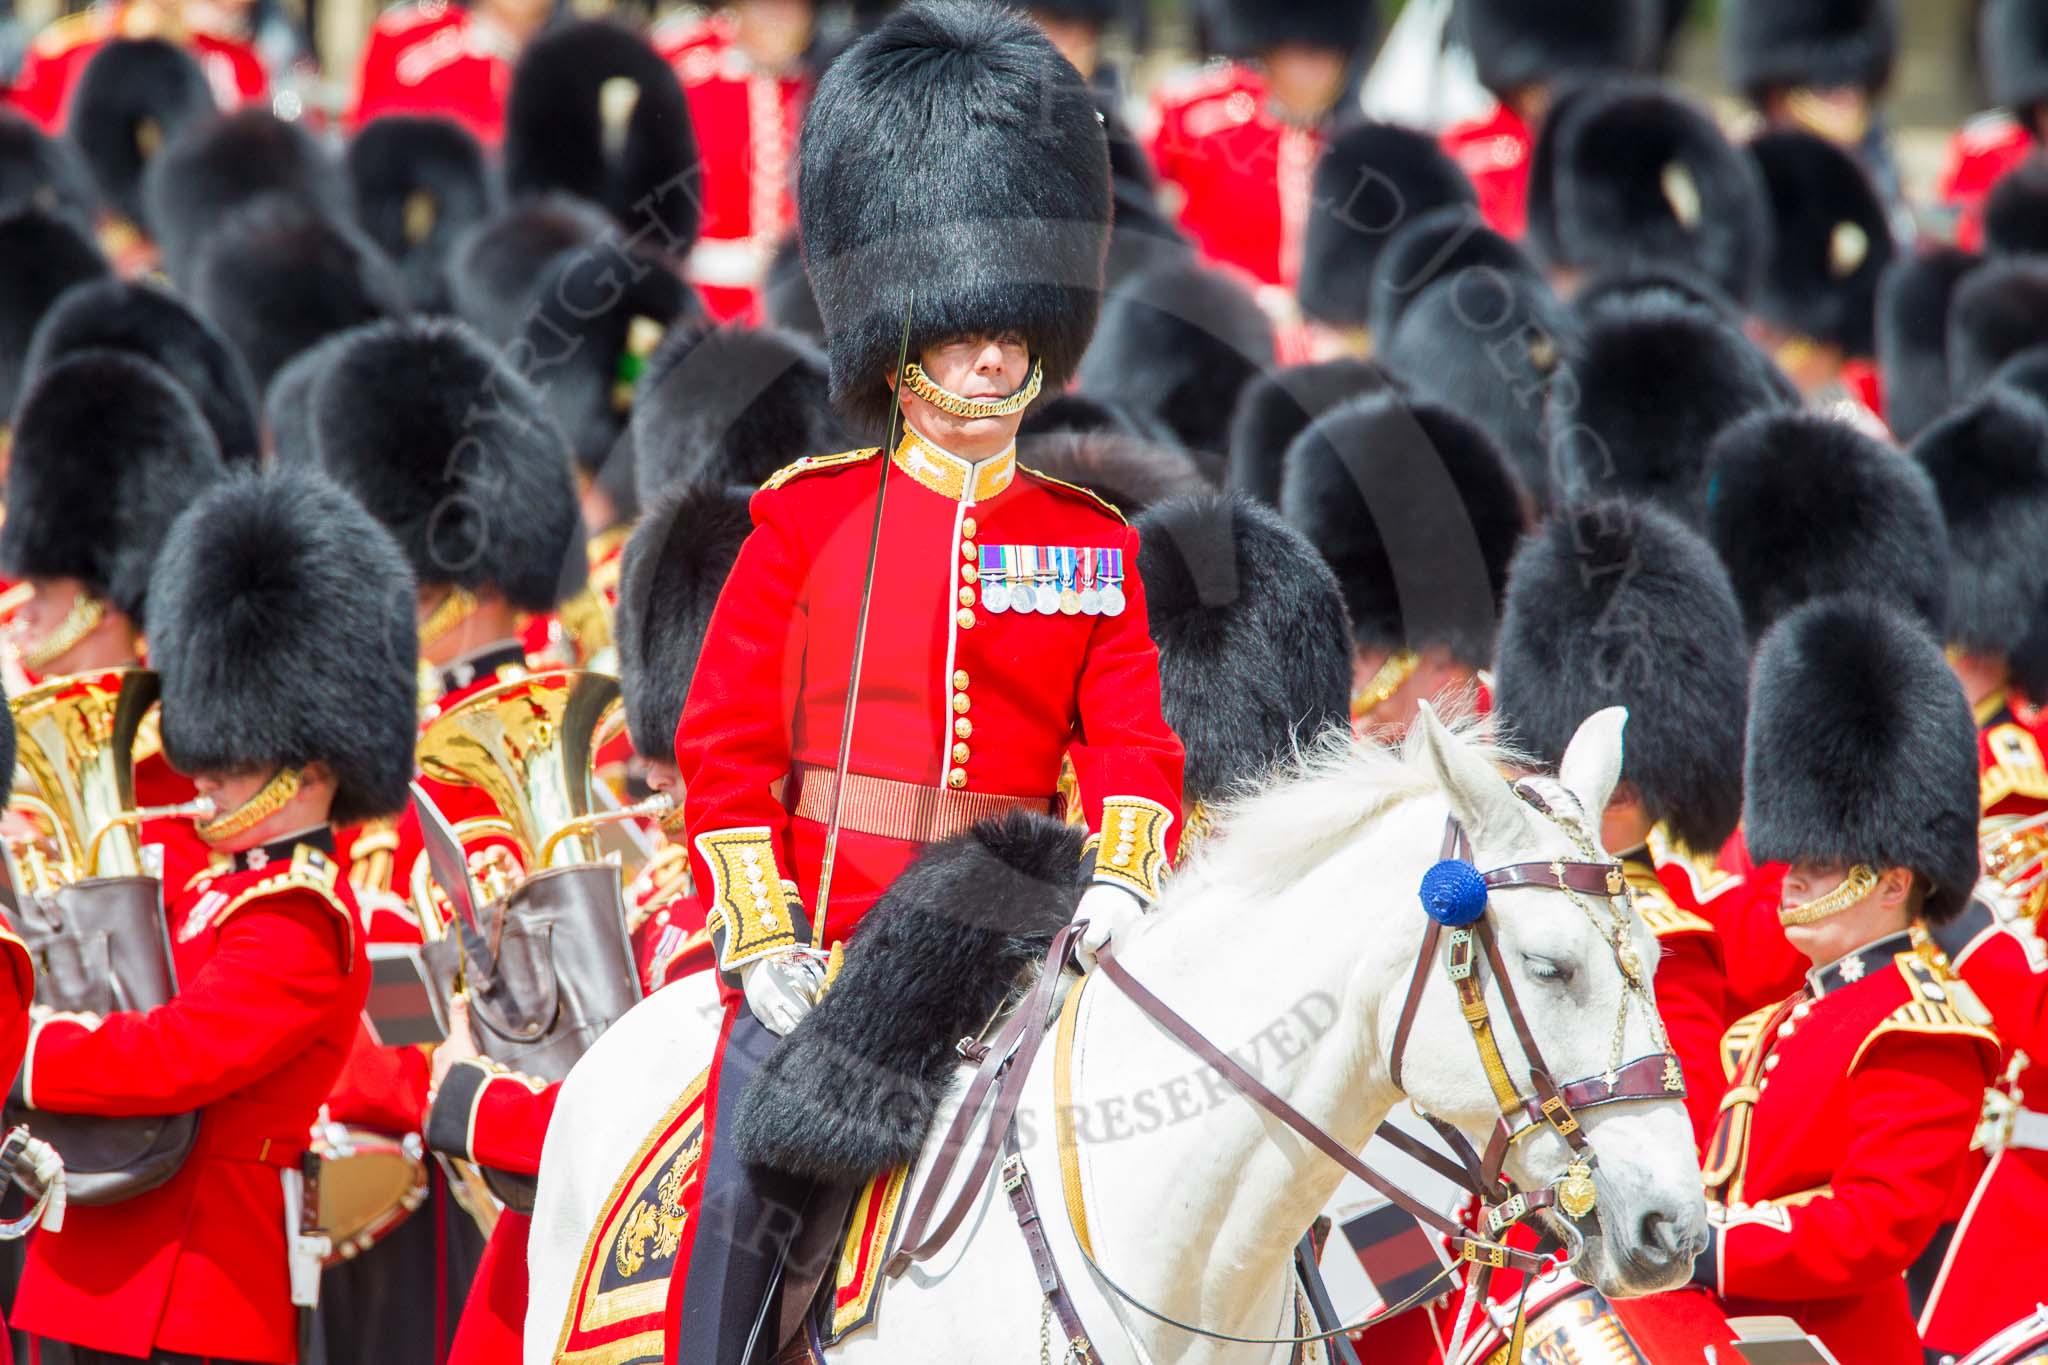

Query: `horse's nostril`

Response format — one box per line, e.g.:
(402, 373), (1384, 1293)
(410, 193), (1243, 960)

(1639, 1210), (1689, 1263)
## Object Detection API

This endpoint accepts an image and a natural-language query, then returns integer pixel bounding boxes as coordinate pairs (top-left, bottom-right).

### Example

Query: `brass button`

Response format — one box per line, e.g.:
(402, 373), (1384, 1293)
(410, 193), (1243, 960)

(952, 742), (970, 763)
(947, 767), (968, 788)
(953, 670), (970, 690)
(960, 541), (976, 561)
(958, 587), (976, 607)
(956, 608), (975, 629)
(954, 717), (972, 738)
(953, 694), (971, 715)
(962, 517), (977, 539)
(961, 564), (978, 583)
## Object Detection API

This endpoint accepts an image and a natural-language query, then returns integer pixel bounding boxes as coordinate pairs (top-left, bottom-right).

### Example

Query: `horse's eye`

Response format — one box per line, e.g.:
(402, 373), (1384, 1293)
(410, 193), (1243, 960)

(1524, 956), (1575, 987)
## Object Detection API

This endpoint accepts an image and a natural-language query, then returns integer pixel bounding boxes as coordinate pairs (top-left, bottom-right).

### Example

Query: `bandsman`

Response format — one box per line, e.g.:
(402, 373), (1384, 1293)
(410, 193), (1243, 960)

(667, 6), (1183, 1354)
(64, 37), (216, 271)
(344, 114), (497, 313)
(1875, 246), (1979, 444)
(1691, 595), (1996, 1365)
(349, 0), (547, 143)
(0, 207), (109, 421)
(11, 467), (417, 1365)
(1938, 0), (2045, 251)
(6, 0), (263, 133)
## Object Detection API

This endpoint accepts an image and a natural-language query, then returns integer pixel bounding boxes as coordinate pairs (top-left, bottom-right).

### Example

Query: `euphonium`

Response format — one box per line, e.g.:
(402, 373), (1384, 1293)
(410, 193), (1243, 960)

(3, 669), (208, 1204)
(409, 669), (649, 1214)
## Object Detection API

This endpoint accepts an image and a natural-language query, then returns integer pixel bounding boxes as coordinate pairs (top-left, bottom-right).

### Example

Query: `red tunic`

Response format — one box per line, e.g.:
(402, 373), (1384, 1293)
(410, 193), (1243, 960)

(14, 841), (365, 1364)
(1629, 839), (1737, 1150)
(1695, 934), (1997, 1365)
(1146, 61), (1321, 335)
(1441, 101), (1533, 240)
(656, 11), (807, 324)
(6, 4), (262, 131)
(349, 0), (517, 145)
(1938, 111), (2034, 254)
(675, 431), (1186, 988)
(1711, 830), (1808, 1019)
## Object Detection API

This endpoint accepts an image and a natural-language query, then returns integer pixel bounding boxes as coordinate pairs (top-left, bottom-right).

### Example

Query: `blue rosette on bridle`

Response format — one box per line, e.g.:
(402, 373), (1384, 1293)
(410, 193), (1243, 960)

(1419, 859), (1489, 927)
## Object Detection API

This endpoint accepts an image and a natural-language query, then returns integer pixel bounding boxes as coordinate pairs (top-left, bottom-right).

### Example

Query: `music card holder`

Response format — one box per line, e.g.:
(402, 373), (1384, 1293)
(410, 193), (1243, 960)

(1716, 1318), (1843, 1365)
(364, 943), (449, 1047)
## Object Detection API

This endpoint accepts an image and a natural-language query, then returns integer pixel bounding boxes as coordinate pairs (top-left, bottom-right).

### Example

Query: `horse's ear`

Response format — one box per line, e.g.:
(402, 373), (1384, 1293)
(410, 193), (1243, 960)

(1559, 706), (1628, 824)
(1415, 702), (1526, 850)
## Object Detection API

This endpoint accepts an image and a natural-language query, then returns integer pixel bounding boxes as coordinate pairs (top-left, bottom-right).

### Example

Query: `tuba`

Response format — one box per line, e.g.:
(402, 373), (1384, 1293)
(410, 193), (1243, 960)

(411, 669), (651, 1212)
(1, 669), (208, 1203)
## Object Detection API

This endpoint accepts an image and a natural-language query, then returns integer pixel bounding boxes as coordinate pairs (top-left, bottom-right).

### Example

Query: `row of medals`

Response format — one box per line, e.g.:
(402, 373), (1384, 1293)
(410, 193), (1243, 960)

(980, 547), (1128, 617)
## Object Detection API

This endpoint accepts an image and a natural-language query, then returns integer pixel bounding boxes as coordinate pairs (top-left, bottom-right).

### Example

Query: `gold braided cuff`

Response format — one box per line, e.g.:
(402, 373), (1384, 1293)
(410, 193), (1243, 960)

(1777, 864), (1878, 927)
(23, 592), (106, 672)
(196, 767), (303, 843)
(695, 827), (809, 971)
(1093, 797), (1174, 903)
(902, 360), (1044, 420)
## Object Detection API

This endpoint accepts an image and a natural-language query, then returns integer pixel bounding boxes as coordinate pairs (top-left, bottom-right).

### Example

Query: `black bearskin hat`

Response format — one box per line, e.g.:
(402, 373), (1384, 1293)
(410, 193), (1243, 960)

(504, 19), (700, 256)
(1984, 154), (2048, 258)
(1527, 81), (1768, 304)
(1704, 410), (1948, 642)
(631, 321), (848, 502)
(1994, 347), (2048, 411)
(189, 194), (409, 395)
(1949, 258), (2048, 400)
(150, 469), (418, 826)
(347, 115), (498, 312)
(1136, 491), (1352, 806)
(1748, 129), (1892, 356)
(1018, 392), (1178, 448)
(1572, 266), (1744, 323)
(1745, 596), (1979, 924)
(1378, 264), (1571, 508)
(1300, 122), (1476, 332)
(615, 482), (753, 763)
(1724, 0), (1896, 101)
(1014, 432), (1210, 516)
(0, 208), (108, 416)
(0, 110), (94, 227)
(28, 278), (261, 466)
(311, 316), (584, 613)
(0, 350), (227, 628)
(1910, 389), (2048, 695)
(800, 2), (1111, 427)
(67, 39), (214, 228)
(1495, 499), (1747, 851)
(1279, 390), (1528, 664)
(142, 109), (350, 287)
(1225, 359), (1391, 506)
(262, 326), (363, 466)
(1983, 0), (2048, 115)
(445, 195), (613, 347)
(1878, 247), (1977, 444)
(1367, 206), (1532, 341)
(1208, 0), (1379, 59)
(764, 233), (824, 341)
(1077, 258), (1274, 457)
(518, 241), (699, 491)
(1454, 0), (1659, 96)
(1549, 293), (1797, 524)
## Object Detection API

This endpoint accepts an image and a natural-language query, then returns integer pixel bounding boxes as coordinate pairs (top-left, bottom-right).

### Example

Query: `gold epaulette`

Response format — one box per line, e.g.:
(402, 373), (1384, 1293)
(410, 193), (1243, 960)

(1981, 722), (2048, 809)
(759, 448), (880, 492)
(1850, 956), (2001, 1070)
(1624, 864), (1714, 939)
(1720, 1002), (1778, 1082)
(215, 845), (357, 959)
(1018, 466), (1126, 524)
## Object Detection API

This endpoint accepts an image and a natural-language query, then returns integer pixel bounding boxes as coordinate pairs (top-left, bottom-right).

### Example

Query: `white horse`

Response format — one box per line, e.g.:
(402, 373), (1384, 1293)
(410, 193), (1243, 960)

(529, 706), (1707, 1364)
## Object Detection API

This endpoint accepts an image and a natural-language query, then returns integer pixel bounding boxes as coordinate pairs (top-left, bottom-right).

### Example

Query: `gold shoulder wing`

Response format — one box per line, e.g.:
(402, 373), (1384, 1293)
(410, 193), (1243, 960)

(215, 845), (357, 958)
(1849, 957), (2002, 1069)
(759, 448), (881, 492)
(1719, 1003), (1778, 1082)
(1018, 467), (1127, 524)
(1624, 866), (1713, 939)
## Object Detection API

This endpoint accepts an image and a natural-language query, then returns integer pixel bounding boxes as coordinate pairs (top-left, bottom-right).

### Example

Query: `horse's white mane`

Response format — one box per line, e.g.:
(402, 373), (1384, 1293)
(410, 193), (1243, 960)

(1185, 711), (1528, 902)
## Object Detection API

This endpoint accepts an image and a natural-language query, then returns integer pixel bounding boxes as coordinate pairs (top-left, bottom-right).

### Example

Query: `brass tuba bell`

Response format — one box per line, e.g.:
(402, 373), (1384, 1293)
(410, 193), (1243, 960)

(8, 668), (182, 890)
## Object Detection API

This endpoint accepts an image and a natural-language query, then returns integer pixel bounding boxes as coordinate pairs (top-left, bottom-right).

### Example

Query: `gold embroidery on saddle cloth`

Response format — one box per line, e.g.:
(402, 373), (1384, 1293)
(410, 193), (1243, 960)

(824, 1164), (913, 1343)
(555, 1069), (710, 1365)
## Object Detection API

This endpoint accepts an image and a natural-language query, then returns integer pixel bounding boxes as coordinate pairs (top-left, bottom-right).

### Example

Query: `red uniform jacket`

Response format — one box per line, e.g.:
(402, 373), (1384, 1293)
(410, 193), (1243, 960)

(676, 431), (1185, 989)
(1441, 101), (1533, 240)
(349, 0), (517, 145)
(1712, 830), (1808, 1019)
(656, 12), (807, 324)
(1628, 837), (1738, 1150)
(1939, 111), (2034, 254)
(6, 4), (262, 130)
(1696, 932), (1998, 1365)
(15, 839), (366, 1364)
(1147, 63), (1321, 320)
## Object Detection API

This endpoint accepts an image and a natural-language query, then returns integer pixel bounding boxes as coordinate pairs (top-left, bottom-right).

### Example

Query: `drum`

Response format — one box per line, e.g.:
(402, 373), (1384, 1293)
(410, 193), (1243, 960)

(310, 1122), (429, 1263)
(1451, 1273), (1737, 1365)
(1959, 1307), (2048, 1365)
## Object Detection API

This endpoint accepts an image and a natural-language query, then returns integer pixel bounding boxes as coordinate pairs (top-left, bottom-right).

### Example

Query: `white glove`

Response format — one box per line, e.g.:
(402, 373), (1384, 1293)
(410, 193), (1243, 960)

(741, 949), (828, 1036)
(1075, 882), (1146, 968)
